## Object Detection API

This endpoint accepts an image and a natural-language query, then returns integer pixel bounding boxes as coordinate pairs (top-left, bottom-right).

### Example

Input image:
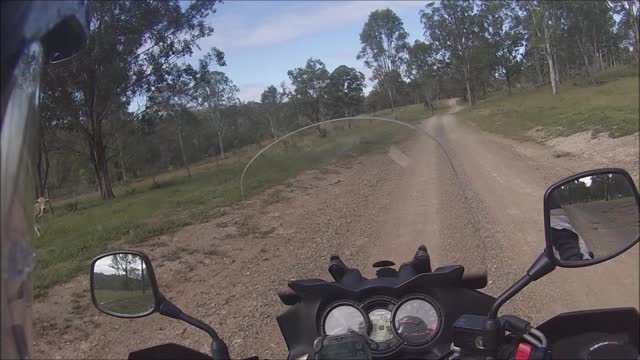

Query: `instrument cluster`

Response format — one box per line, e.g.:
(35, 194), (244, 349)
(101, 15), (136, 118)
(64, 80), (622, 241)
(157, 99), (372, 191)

(321, 295), (443, 355)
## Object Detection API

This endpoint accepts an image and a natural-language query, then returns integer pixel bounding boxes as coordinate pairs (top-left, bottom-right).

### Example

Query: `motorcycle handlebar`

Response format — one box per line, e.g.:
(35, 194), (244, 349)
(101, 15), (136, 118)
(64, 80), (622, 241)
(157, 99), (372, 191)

(497, 341), (548, 360)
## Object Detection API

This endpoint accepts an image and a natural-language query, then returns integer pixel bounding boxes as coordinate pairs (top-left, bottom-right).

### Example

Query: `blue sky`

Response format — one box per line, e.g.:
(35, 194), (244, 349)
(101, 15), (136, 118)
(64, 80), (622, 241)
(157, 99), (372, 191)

(190, 1), (431, 102)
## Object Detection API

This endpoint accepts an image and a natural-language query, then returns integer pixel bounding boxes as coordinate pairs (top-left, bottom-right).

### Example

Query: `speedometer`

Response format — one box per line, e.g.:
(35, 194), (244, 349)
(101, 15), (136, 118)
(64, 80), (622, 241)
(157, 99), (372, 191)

(393, 298), (441, 345)
(323, 305), (367, 336)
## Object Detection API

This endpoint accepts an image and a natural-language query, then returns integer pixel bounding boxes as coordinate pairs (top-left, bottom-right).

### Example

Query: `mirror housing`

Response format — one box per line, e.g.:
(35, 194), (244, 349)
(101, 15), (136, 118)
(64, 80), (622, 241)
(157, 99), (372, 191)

(90, 251), (161, 318)
(543, 168), (640, 268)
(90, 250), (231, 359)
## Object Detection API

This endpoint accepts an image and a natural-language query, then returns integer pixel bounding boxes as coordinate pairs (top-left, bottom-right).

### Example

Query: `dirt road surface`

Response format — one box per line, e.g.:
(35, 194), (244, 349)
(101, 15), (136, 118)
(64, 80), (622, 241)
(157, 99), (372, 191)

(564, 198), (639, 257)
(34, 100), (639, 359)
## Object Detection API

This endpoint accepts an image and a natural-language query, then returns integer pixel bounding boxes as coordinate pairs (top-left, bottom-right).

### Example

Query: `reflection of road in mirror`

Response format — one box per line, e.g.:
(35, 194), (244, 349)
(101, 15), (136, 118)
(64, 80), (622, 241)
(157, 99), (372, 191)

(551, 173), (639, 262)
(563, 197), (639, 259)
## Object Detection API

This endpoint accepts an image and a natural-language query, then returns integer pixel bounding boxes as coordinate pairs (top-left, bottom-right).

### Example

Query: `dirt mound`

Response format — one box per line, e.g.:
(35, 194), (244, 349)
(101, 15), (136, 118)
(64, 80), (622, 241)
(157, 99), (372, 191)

(546, 131), (639, 183)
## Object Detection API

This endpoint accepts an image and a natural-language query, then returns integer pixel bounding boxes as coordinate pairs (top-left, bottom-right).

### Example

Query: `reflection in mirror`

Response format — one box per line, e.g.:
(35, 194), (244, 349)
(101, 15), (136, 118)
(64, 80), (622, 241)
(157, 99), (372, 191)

(549, 173), (639, 264)
(92, 253), (156, 316)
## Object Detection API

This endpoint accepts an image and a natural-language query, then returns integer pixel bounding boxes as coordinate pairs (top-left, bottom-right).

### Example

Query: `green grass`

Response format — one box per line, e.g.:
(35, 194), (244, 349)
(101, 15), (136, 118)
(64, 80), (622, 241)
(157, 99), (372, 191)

(461, 66), (639, 140)
(34, 103), (442, 295)
(94, 289), (155, 315)
(35, 167), (243, 295)
(573, 64), (639, 86)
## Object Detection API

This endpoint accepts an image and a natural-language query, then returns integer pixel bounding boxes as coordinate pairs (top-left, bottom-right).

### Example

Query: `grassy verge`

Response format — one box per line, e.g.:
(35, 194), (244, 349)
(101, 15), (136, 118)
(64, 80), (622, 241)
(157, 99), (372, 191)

(94, 289), (155, 314)
(34, 103), (442, 295)
(460, 66), (639, 140)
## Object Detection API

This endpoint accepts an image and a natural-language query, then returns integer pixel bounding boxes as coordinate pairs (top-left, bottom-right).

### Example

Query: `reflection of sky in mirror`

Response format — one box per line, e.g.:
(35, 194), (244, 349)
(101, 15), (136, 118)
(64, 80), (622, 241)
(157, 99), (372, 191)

(94, 258), (118, 275)
(579, 177), (593, 186)
(94, 255), (146, 275)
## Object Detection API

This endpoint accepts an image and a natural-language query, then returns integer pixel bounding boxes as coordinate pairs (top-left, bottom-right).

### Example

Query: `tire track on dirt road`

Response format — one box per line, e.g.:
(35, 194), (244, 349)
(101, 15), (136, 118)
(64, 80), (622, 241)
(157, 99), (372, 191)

(367, 107), (487, 279)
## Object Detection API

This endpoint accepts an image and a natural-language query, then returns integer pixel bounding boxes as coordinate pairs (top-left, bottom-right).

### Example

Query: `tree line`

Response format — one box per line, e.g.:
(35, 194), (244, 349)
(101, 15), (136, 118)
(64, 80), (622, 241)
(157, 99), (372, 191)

(558, 175), (635, 205)
(362, 0), (639, 112)
(38, 0), (639, 201)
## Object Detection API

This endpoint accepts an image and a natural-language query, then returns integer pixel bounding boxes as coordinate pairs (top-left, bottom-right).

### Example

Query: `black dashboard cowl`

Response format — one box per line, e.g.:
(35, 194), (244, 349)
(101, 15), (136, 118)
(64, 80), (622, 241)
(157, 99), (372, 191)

(277, 252), (495, 360)
(328, 245), (433, 286)
(375, 267), (397, 278)
(289, 265), (468, 300)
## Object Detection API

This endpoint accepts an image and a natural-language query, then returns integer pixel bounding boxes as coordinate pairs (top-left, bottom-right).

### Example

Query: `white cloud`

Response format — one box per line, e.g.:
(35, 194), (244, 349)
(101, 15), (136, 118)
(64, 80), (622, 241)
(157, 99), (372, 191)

(238, 83), (269, 102)
(202, 1), (427, 49)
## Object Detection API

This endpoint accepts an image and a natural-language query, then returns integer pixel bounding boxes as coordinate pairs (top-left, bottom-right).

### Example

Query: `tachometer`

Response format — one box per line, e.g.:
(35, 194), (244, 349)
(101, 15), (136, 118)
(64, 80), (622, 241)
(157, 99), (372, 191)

(393, 298), (441, 345)
(323, 305), (367, 336)
(368, 309), (393, 343)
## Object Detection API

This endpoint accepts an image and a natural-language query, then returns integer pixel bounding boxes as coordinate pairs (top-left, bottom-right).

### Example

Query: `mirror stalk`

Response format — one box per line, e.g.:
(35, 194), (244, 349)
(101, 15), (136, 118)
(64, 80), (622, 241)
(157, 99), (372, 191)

(526, 252), (556, 281)
(484, 253), (555, 360)
(488, 275), (530, 321)
(158, 296), (230, 360)
(488, 253), (554, 320)
(157, 296), (183, 319)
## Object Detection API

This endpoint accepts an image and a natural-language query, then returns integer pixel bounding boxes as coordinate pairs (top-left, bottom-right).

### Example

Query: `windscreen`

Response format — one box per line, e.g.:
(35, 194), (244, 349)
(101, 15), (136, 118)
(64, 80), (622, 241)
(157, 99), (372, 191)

(241, 116), (486, 279)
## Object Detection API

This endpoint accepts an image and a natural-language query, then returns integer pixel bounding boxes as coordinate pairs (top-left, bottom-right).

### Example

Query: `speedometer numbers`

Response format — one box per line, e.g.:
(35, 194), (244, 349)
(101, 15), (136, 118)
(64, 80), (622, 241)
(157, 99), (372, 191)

(393, 298), (441, 345)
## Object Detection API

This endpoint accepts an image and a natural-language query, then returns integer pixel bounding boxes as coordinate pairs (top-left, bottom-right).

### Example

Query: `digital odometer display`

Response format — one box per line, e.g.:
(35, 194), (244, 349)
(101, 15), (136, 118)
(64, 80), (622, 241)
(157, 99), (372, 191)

(368, 309), (393, 343)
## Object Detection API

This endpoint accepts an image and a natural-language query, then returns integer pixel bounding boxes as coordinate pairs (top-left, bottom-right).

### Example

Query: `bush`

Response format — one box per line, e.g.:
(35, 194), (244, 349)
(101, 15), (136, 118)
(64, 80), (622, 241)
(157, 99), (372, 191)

(63, 202), (79, 212)
(149, 178), (182, 191)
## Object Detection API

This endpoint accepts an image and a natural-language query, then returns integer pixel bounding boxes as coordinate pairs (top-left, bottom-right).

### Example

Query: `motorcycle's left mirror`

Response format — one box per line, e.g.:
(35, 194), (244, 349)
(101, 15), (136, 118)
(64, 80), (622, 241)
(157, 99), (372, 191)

(90, 251), (160, 318)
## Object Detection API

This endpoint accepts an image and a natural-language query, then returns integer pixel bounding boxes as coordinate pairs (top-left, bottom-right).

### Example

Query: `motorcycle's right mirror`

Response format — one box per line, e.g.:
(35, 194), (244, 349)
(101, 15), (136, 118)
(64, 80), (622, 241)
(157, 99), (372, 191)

(544, 168), (640, 268)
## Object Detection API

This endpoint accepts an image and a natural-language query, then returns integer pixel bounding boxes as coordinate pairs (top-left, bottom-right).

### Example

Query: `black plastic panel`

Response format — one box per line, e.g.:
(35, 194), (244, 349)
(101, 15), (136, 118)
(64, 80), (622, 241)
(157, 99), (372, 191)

(277, 266), (495, 360)
(536, 307), (639, 359)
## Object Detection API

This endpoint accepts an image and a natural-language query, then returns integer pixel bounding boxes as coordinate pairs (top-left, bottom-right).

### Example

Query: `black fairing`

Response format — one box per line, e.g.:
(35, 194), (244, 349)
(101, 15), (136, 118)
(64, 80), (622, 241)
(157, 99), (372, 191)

(128, 343), (212, 360)
(536, 307), (639, 359)
(276, 247), (495, 360)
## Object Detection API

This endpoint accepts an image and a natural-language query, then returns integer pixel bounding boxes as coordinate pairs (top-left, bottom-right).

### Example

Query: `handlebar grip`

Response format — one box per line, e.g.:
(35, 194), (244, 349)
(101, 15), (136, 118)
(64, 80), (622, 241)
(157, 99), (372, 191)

(498, 342), (548, 360)
(497, 342), (518, 359)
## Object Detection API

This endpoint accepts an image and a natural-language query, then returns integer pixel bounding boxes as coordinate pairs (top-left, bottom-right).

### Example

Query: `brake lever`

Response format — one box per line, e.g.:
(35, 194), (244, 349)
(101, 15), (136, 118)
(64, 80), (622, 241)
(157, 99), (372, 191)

(439, 343), (462, 360)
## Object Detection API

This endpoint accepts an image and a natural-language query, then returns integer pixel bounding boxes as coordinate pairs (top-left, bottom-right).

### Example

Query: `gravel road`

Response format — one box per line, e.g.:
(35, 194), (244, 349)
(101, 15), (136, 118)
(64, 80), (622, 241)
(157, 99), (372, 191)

(33, 100), (639, 359)
(371, 100), (639, 326)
